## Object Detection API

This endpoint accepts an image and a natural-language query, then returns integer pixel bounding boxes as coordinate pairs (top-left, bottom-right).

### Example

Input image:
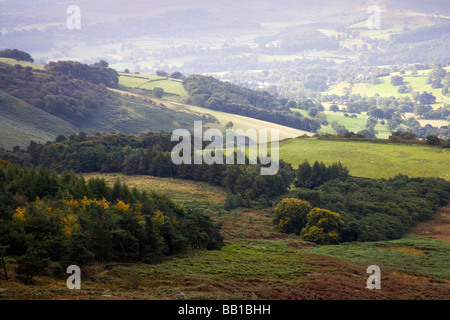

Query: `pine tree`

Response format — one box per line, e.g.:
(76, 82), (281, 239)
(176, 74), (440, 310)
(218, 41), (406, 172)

(235, 193), (245, 208)
(111, 178), (122, 202)
(15, 246), (50, 285)
(234, 174), (248, 194)
(120, 183), (131, 204)
(142, 216), (164, 264)
(84, 204), (113, 263)
(62, 232), (95, 267)
(71, 176), (88, 200)
(295, 160), (311, 188)
(224, 193), (237, 211)
(308, 161), (326, 188)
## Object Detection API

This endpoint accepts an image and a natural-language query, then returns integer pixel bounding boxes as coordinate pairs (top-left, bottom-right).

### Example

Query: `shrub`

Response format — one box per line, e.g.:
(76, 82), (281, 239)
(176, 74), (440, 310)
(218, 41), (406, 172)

(301, 208), (344, 244)
(272, 198), (312, 234)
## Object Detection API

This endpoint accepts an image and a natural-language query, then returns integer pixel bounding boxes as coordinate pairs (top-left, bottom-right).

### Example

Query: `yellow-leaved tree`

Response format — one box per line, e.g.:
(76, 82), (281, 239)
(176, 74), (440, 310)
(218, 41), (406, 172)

(300, 208), (344, 245)
(13, 207), (27, 223)
(115, 200), (130, 212)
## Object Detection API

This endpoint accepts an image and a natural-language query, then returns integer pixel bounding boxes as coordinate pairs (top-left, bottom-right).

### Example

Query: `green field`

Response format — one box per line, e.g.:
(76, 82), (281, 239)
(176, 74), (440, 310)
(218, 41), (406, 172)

(118, 74), (155, 87)
(118, 73), (188, 97)
(279, 138), (450, 180)
(417, 119), (449, 127)
(140, 79), (187, 97)
(292, 106), (406, 139)
(321, 111), (368, 132)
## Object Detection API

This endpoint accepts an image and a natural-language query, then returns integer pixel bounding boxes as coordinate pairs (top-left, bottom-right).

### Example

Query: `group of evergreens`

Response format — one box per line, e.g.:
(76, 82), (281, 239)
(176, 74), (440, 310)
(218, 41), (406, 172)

(0, 161), (224, 284)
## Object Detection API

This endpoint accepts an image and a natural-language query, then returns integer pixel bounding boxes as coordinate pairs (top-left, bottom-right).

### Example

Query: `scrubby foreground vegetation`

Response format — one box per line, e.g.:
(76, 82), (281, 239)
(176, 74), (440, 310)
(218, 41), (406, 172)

(1, 169), (449, 299)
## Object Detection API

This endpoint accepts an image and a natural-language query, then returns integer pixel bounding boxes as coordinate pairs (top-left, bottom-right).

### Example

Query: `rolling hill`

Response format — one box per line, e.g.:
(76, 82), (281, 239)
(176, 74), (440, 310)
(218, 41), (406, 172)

(0, 58), (211, 149)
(0, 92), (77, 150)
(0, 58), (312, 149)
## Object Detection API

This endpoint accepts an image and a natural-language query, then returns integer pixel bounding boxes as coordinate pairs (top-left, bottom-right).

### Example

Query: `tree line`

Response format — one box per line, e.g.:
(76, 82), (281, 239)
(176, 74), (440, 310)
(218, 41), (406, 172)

(44, 60), (119, 88)
(0, 49), (34, 62)
(0, 132), (296, 202)
(183, 75), (322, 132)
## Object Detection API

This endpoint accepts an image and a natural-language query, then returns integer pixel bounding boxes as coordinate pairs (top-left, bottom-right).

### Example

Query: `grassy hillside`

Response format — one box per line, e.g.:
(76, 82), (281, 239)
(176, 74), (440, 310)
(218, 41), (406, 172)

(117, 71), (315, 141)
(77, 90), (210, 136)
(0, 57), (44, 70)
(169, 101), (313, 142)
(0, 59), (316, 149)
(83, 173), (226, 208)
(0, 87), (211, 149)
(308, 236), (450, 280)
(0, 92), (76, 149)
(279, 137), (450, 180)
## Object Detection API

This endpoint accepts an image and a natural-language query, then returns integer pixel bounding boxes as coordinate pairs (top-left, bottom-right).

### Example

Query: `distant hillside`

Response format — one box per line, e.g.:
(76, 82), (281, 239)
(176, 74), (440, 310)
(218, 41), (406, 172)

(183, 75), (321, 132)
(0, 58), (313, 149)
(0, 59), (212, 149)
(114, 71), (312, 141)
